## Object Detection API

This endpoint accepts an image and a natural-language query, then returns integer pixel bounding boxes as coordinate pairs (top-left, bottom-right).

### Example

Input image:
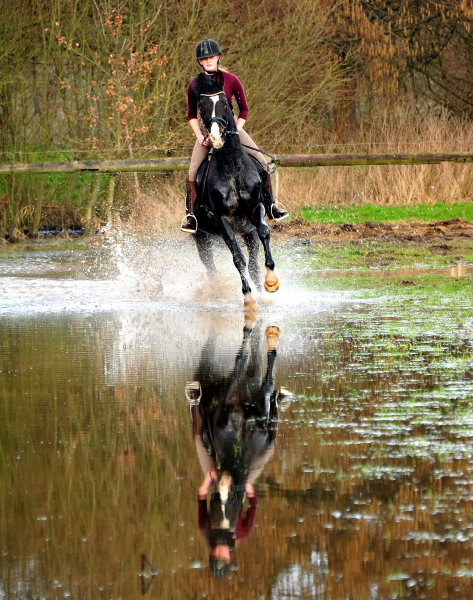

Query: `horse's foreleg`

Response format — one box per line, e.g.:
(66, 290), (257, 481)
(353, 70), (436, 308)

(251, 204), (279, 293)
(193, 230), (217, 279)
(219, 216), (259, 311)
(242, 229), (262, 293)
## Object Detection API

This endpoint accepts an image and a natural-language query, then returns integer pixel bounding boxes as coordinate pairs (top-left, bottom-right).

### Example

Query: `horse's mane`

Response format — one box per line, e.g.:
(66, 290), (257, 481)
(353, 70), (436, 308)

(194, 71), (225, 102)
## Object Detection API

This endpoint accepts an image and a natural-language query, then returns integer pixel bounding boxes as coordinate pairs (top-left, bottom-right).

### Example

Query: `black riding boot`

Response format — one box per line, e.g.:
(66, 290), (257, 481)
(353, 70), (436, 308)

(181, 177), (198, 233)
(263, 173), (288, 221)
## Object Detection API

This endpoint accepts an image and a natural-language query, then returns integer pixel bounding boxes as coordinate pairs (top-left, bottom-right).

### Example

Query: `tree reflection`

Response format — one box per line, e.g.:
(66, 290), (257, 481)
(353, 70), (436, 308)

(187, 319), (287, 578)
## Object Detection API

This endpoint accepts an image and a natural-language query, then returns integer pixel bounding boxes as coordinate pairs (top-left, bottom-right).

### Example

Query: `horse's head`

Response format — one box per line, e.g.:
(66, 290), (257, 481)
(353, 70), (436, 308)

(210, 472), (239, 530)
(197, 72), (234, 149)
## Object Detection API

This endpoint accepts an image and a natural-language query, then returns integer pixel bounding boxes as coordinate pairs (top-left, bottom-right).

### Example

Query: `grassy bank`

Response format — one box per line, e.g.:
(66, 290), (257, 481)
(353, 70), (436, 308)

(299, 203), (473, 224)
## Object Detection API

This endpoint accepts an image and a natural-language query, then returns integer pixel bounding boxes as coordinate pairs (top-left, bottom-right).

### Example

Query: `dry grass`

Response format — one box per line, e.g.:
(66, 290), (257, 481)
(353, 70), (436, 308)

(113, 173), (183, 231)
(279, 107), (473, 212)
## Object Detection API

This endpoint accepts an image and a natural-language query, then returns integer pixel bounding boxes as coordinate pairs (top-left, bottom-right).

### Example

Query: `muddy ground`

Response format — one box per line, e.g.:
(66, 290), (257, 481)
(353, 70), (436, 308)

(273, 217), (473, 252)
(273, 216), (473, 245)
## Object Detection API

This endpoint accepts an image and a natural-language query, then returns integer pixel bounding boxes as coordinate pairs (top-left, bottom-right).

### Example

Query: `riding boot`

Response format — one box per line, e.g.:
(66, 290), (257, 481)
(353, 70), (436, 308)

(263, 173), (289, 221)
(181, 176), (198, 233)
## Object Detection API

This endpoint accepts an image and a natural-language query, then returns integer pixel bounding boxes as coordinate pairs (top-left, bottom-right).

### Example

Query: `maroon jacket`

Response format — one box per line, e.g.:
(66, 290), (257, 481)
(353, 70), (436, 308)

(197, 494), (258, 541)
(187, 70), (249, 121)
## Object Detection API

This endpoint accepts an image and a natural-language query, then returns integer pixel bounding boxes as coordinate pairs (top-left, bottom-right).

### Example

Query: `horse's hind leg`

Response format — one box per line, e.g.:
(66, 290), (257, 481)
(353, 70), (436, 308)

(251, 204), (279, 293)
(242, 229), (262, 293)
(219, 216), (258, 311)
(193, 230), (217, 279)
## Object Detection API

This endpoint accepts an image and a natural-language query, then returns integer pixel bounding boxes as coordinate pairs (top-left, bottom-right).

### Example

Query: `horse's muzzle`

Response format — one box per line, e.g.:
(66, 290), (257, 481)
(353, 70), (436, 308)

(209, 121), (224, 148)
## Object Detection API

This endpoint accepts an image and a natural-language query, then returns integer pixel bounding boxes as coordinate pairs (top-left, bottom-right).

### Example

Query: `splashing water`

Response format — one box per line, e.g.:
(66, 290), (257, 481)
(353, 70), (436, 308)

(0, 228), (351, 316)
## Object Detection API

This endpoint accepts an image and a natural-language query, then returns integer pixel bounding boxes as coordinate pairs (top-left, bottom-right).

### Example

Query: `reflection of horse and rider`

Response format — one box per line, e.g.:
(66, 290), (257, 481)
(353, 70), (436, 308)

(187, 321), (289, 577)
(181, 40), (287, 310)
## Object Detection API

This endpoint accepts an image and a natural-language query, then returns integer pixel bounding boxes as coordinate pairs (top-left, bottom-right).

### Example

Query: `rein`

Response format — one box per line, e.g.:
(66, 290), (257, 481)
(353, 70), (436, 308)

(241, 144), (277, 172)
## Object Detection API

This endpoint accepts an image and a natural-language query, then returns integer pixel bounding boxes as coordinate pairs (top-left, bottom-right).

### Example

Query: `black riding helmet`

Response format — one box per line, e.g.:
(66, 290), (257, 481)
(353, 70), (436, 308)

(196, 39), (222, 62)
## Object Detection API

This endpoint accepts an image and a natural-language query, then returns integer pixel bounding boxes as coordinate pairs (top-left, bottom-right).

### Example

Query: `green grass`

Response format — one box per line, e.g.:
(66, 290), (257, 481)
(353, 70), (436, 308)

(278, 236), (473, 273)
(299, 202), (473, 224)
(309, 271), (473, 305)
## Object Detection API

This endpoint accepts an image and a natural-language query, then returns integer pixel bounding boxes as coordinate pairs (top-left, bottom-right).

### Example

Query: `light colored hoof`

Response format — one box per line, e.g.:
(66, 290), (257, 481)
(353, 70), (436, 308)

(244, 293), (259, 312)
(264, 280), (280, 293)
(264, 268), (279, 293)
(265, 326), (281, 351)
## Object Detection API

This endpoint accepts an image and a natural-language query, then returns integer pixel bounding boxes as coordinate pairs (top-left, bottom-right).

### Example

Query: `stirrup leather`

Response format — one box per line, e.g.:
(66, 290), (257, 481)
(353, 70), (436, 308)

(271, 201), (289, 222)
(181, 213), (198, 233)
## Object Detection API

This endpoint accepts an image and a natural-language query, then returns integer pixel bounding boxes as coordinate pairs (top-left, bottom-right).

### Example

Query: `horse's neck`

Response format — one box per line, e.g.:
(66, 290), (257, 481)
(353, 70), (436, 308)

(217, 134), (246, 164)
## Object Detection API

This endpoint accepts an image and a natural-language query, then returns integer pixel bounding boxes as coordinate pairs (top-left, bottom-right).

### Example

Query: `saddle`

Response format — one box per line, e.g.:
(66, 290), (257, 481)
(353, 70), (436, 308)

(194, 150), (271, 213)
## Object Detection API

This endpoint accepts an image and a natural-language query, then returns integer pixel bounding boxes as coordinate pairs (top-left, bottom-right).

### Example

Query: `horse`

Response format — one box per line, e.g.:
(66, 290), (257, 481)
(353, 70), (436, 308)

(187, 319), (283, 575)
(191, 72), (280, 312)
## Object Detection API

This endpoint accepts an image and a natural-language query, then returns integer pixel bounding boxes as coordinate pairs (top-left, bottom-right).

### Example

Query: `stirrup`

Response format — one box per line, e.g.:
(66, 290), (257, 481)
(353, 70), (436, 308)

(185, 381), (202, 404)
(271, 201), (289, 222)
(181, 213), (198, 233)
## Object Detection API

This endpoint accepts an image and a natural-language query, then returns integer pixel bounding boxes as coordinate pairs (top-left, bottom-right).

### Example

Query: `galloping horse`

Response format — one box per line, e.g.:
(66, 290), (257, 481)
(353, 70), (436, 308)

(187, 320), (282, 576)
(192, 72), (279, 311)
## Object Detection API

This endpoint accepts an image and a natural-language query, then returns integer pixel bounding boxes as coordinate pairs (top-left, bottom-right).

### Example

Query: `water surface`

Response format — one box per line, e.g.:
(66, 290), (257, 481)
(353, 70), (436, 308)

(1, 241), (473, 599)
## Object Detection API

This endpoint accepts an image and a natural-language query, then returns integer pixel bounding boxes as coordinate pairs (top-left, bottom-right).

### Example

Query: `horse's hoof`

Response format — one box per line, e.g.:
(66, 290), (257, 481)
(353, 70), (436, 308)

(264, 268), (279, 293)
(244, 293), (259, 313)
(264, 280), (280, 293)
(265, 326), (281, 352)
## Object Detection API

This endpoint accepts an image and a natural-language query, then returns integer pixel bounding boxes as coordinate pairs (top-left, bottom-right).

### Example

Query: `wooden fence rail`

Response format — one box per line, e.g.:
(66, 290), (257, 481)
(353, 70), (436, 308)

(1, 152), (473, 174)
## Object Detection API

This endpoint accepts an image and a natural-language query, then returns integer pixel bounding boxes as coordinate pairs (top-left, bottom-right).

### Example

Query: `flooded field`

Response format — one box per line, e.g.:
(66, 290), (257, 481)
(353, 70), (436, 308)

(1, 236), (473, 600)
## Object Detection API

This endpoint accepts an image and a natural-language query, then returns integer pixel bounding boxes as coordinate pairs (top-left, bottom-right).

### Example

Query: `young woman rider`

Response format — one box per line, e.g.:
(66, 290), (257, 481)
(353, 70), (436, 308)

(182, 39), (288, 232)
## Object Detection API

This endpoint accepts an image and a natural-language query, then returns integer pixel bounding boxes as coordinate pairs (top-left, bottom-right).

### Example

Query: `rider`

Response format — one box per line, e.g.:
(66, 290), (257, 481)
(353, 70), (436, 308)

(182, 38), (288, 233)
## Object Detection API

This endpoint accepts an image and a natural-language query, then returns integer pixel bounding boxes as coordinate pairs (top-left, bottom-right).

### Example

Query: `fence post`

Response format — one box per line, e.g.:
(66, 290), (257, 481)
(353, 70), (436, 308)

(271, 156), (279, 200)
(270, 165), (279, 200)
(106, 173), (118, 224)
(85, 173), (102, 222)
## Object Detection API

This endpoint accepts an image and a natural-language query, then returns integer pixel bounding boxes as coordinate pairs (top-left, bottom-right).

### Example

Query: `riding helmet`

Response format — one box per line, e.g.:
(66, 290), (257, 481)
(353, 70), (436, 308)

(196, 39), (222, 61)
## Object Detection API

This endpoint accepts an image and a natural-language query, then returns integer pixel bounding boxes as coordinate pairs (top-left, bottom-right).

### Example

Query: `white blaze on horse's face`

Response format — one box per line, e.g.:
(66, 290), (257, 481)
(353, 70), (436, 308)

(209, 95), (224, 148)
(218, 473), (231, 502)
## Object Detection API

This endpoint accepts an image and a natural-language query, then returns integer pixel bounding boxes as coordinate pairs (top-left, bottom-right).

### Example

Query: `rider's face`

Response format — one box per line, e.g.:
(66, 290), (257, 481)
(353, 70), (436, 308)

(199, 54), (220, 72)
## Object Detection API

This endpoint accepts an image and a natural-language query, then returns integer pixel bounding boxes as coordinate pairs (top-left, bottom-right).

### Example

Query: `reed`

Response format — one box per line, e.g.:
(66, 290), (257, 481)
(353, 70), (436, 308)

(279, 104), (473, 214)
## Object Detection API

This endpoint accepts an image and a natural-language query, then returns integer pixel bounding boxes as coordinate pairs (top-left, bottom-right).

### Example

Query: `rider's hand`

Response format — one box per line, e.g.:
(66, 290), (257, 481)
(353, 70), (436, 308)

(198, 468), (217, 498)
(198, 134), (210, 147)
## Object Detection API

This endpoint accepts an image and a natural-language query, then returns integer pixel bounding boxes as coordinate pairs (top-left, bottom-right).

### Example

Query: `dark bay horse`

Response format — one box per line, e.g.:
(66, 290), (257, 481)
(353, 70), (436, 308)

(192, 72), (279, 311)
(187, 320), (283, 575)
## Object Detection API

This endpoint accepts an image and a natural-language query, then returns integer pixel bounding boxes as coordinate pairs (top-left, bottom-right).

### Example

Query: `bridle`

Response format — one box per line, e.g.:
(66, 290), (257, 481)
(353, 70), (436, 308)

(198, 90), (277, 170)
(198, 91), (238, 139)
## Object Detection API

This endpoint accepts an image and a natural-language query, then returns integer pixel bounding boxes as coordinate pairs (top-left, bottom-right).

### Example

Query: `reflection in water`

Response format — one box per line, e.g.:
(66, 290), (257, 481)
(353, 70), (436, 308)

(188, 321), (288, 577)
(1, 301), (473, 599)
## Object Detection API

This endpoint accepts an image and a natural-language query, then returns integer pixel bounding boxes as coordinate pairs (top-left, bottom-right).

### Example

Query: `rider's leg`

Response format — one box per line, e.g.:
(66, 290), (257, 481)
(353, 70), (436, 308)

(238, 129), (288, 221)
(182, 137), (209, 232)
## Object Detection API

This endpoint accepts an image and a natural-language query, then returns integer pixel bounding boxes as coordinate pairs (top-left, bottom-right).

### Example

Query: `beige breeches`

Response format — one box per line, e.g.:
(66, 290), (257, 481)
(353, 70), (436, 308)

(188, 121), (268, 181)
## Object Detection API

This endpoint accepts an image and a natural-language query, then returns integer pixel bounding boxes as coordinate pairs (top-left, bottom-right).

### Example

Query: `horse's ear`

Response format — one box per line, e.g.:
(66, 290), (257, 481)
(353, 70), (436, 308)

(198, 72), (206, 88)
(216, 70), (225, 88)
